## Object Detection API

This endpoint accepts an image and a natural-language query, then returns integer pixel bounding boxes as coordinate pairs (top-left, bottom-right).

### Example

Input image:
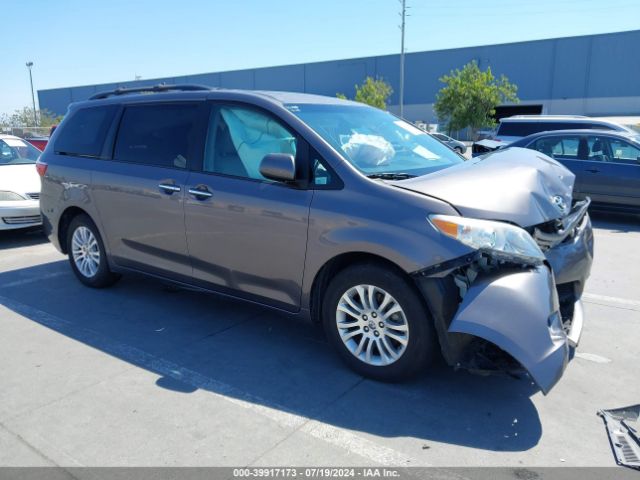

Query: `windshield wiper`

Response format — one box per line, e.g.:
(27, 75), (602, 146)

(367, 172), (416, 180)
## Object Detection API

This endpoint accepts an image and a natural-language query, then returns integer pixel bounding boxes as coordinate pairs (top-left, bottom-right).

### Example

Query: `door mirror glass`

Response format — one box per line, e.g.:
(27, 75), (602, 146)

(259, 153), (296, 182)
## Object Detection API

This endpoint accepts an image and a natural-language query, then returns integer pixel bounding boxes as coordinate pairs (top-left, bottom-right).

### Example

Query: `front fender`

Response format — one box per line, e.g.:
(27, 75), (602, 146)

(448, 266), (570, 394)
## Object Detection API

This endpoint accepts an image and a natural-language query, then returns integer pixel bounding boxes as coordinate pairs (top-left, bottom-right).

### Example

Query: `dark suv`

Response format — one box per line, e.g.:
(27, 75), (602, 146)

(38, 85), (593, 393)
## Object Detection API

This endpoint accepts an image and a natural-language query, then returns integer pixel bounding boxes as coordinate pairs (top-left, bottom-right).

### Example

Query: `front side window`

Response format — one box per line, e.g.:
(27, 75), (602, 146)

(54, 105), (117, 158)
(286, 104), (462, 178)
(0, 138), (41, 165)
(203, 106), (297, 180)
(607, 138), (640, 164)
(114, 103), (200, 168)
(585, 136), (611, 162)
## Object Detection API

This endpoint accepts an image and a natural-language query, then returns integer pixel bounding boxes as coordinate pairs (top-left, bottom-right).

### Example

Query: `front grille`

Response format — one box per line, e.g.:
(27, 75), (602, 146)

(531, 198), (590, 250)
(26, 192), (40, 200)
(2, 215), (42, 225)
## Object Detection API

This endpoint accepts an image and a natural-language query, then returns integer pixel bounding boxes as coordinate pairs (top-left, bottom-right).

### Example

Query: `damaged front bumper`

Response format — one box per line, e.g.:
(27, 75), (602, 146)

(414, 209), (593, 395)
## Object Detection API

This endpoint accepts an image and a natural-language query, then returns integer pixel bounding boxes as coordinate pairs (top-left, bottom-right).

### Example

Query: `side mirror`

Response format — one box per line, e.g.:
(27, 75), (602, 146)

(260, 153), (296, 182)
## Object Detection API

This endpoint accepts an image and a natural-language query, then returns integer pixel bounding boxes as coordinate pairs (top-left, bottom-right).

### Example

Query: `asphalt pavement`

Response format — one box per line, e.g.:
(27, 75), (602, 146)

(0, 212), (639, 469)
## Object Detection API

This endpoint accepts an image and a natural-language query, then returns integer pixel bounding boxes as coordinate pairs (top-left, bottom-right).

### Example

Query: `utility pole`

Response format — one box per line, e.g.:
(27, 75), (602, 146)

(399, 0), (407, 118)
(25, 62), (37, 127)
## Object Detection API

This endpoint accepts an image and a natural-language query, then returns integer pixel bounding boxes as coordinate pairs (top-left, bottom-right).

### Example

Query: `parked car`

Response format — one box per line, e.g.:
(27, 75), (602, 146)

(25, 137), (48, 151)
(493, 115), (633, 144)
(0, 135), (42, 230)
(471, 115), (635, 157)
(508, 129), (640, 214)
(431, 132), (467, 154)
(39, 84), (593, 394)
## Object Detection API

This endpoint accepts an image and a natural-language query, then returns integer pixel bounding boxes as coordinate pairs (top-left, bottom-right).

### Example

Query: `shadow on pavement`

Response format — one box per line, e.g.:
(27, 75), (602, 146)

(0, 260), (542, 452)
(0, 227), (47, 250)
(589, 210), (640, 233)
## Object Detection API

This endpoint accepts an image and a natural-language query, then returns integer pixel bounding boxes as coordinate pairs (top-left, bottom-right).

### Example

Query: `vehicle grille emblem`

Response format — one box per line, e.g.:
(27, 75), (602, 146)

(551, 195), (569, 215)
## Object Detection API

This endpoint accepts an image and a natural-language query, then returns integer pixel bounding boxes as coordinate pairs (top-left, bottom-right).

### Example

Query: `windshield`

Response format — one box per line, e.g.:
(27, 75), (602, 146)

(0, 138), (41, 165)
(286, 104), (463, 178)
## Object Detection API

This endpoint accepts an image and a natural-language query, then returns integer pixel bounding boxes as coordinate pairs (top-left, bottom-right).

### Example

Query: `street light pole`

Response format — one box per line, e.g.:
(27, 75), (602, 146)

(26, 61), (37, 127)
(399, 0), (406, 118)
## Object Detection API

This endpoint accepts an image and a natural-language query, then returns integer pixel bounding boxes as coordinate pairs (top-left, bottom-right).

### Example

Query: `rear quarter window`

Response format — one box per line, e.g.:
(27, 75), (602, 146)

(54, 105), (118, 157)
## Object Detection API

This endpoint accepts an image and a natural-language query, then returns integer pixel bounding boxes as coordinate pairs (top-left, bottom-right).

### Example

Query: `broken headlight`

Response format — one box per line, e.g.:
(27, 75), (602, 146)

(429, 214), (545, 265)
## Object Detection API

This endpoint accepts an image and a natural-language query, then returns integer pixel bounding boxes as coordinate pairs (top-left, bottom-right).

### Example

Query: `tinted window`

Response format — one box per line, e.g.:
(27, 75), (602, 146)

(203, 106), (297, 180)
(54, 105), (117, 157)
(114, 103), (200, 168)
(498, 121), (614, 137)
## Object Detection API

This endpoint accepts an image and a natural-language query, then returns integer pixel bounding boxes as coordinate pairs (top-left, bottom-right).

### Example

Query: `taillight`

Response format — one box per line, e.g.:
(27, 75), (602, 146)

(36, 160), (48, 177)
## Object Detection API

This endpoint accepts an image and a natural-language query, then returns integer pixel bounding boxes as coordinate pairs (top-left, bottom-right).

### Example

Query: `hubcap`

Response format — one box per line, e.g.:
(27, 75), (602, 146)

(71, 226), (100, 278)
(336, 284), (409, 366)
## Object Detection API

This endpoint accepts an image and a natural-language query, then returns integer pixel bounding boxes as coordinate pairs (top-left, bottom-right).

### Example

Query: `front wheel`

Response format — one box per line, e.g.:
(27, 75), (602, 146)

(322, 263), (436, 381)
(66, 214), (120, 288)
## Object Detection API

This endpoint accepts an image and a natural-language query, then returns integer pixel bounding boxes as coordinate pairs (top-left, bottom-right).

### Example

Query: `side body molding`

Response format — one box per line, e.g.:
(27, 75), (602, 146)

(448, 267), (569, 394)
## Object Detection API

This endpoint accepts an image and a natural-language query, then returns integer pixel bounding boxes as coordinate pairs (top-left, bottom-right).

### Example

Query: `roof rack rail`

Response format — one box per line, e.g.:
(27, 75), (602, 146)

(89, 84), (212, 100)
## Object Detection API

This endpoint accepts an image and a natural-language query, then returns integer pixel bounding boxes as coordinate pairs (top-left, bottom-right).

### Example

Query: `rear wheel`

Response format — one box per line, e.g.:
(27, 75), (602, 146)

(322, 263), (436, 381)
(66, 214), (120, 288)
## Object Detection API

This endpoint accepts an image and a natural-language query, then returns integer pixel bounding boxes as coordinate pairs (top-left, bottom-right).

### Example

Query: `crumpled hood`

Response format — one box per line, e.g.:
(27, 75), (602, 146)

(393, 147), (575, 227)
(0, 164), (40, 194)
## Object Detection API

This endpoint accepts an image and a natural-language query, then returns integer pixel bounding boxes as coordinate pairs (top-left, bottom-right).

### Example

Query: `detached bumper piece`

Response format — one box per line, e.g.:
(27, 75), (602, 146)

(598, 405), (640, 470)
(448, 266), (570, 394)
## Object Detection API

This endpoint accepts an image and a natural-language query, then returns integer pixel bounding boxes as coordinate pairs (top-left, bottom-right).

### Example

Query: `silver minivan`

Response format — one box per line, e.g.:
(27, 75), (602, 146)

(38, 85), (593, 394)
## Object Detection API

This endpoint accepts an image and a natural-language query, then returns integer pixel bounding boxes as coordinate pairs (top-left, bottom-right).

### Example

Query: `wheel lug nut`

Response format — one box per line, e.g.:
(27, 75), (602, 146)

(363, 327), (369, 332)
(379, 322), (384, 328)
(362, 315), (368, 320)
(371, 312), (377, 318)
(374, 331), (380, 337)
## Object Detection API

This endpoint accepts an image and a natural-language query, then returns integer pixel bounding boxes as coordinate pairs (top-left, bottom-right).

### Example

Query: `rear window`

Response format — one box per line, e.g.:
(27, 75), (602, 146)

(113, 103), (200, 169)
(497, 121), (615, 137)
(54, 105), (117, 157)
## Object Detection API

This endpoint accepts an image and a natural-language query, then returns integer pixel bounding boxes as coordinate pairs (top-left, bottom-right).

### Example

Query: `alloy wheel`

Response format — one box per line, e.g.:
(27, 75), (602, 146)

(336, 284), (409, 366)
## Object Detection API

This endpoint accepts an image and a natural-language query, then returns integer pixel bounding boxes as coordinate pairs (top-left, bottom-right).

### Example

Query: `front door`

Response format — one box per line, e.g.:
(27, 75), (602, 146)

(184, 103), (312, 311)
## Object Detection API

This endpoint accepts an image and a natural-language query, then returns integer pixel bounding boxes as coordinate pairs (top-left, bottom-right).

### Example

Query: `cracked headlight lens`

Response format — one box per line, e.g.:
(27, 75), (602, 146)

(429, 214), (545, 265)
(0, 191), (25, 201)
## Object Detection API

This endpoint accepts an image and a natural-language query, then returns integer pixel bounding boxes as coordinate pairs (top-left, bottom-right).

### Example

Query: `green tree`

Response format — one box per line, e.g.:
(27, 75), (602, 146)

(337, 76), (393, 110)
(0, 106), (63, 129)
(434, 61), (518, 136)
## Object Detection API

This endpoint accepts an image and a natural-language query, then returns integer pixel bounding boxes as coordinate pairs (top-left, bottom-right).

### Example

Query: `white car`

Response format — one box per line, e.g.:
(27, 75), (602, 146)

(0, 135), (42, 230)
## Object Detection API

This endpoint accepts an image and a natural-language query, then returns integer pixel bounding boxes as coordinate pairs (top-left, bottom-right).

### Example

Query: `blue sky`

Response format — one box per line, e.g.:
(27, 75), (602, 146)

(3, 0), (639, 114)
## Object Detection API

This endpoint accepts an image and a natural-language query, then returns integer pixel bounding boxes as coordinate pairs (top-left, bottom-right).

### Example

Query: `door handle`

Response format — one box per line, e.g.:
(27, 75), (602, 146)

(188, 186), (213, 199)
(585, 168), (600, 173)
(158, 183), (181, 194)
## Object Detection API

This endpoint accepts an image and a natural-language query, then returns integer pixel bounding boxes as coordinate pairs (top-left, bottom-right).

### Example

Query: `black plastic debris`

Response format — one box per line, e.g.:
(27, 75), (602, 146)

(598, 404), (640, 470)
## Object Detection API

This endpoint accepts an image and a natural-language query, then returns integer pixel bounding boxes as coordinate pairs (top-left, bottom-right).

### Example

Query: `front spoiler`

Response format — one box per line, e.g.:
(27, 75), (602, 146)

(448, 266), (572, 394)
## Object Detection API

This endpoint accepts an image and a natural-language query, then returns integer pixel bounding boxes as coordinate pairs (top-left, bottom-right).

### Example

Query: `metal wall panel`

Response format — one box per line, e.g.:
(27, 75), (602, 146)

(37, 30), (640, 120)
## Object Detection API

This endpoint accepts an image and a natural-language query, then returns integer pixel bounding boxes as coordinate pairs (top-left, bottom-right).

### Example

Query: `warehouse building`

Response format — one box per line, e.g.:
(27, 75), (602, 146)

(38, 29), (640, 126)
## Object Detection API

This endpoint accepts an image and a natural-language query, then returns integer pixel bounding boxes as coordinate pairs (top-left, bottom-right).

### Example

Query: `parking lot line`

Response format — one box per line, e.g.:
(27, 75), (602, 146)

(583, 292), (640, 311)
(0, 293), (426, 469)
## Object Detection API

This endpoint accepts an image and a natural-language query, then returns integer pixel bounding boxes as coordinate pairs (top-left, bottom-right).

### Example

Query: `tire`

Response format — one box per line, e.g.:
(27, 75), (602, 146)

(322, 263), (436, 381)
(66, 214), (120, 288)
